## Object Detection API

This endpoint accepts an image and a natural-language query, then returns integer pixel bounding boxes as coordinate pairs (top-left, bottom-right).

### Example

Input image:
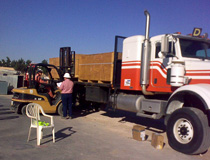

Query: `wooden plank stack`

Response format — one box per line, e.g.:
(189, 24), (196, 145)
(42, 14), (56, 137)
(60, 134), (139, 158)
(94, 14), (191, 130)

(49, 52), (116, 84)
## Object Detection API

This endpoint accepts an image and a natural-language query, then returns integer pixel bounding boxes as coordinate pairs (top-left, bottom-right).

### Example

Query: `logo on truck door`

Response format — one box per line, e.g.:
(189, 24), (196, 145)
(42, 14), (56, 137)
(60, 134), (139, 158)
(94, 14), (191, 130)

(124, 79), (131, 86)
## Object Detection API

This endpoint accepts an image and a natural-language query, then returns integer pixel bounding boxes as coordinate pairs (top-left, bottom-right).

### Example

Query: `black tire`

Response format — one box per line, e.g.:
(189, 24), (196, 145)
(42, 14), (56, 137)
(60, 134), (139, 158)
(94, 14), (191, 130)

(57, 103), (63, 116)
(166, 107), (210, 154)
(21, 105), (27, 115)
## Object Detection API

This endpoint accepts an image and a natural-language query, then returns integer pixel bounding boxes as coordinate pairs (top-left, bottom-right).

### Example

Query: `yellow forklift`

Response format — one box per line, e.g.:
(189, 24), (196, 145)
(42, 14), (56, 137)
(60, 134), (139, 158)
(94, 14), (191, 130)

(11, 63), (64, 115)
(11, 47), (75, 115)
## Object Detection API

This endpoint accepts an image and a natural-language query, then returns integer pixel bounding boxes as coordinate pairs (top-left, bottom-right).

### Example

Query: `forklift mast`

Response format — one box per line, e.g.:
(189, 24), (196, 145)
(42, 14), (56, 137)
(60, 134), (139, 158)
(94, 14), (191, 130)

(59, 47), (75, 77)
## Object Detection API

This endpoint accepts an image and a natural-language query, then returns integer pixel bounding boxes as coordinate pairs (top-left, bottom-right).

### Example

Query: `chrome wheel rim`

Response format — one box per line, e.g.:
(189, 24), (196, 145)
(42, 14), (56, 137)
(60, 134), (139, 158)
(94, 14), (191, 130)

(173, 118), (194, 144)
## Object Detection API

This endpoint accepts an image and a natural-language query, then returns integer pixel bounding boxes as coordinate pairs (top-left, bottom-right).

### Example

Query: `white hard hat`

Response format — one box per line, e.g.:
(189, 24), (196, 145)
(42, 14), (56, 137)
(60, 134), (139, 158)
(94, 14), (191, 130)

(37, 69), (43, 73)
(63, 73), (71, 78)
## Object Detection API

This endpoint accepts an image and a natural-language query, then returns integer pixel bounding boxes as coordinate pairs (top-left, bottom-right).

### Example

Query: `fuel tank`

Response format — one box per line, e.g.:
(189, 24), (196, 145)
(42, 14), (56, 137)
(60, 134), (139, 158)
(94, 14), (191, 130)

(111, 94), (145, 112)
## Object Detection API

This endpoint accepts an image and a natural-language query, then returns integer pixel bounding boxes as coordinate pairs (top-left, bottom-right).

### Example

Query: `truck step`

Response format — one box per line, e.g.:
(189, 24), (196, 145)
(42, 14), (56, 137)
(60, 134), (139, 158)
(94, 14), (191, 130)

(136, 112), (158, 119)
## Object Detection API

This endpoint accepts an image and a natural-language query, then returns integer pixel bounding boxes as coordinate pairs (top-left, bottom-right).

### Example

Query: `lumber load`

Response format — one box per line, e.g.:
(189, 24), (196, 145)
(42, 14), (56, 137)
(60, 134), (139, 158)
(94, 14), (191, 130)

(78, 52), (114, 83)
(49, 52), (119, 84)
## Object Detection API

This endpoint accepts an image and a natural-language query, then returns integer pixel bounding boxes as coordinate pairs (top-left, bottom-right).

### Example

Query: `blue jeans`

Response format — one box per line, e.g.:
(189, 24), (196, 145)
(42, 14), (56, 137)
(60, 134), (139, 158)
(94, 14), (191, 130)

(61, 93), (72, 117)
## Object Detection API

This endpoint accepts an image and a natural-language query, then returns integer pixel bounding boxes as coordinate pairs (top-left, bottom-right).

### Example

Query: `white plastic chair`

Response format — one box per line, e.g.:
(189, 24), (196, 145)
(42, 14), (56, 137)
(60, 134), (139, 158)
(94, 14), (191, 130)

(26, 103), (55, 145)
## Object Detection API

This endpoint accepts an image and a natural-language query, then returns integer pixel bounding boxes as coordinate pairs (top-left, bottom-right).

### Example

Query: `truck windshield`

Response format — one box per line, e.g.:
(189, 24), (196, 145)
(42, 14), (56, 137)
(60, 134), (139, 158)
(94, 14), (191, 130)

(180, 38), (210, 59)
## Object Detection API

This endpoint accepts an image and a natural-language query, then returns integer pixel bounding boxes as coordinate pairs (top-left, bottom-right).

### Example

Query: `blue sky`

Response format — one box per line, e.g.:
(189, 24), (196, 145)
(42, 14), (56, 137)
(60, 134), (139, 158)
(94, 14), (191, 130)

(0, 0), (210, 63)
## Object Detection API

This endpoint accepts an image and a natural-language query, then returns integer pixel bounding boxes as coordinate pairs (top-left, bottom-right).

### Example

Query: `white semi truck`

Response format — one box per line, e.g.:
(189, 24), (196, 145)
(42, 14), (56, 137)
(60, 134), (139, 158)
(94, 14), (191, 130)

(73, 10), (210, 154)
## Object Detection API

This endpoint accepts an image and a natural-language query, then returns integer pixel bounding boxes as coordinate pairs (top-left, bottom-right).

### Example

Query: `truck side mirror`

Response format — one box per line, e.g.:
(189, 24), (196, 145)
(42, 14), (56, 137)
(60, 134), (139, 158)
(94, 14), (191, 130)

(161, 36), (169, 54)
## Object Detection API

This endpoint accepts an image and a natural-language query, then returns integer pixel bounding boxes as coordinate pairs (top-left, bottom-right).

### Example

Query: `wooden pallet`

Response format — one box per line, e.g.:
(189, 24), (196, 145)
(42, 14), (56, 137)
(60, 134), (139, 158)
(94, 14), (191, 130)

(78, 79), (112, 84)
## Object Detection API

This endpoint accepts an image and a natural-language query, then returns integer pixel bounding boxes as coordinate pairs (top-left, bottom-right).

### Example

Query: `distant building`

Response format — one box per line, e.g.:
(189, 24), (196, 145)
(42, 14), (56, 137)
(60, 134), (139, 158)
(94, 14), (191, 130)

(0, 67), (23, 94)
(0, 67), (18, 75)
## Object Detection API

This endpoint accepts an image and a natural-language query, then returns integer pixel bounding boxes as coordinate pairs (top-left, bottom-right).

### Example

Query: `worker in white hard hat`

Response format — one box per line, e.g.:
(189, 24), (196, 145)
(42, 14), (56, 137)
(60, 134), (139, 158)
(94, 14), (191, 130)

(58, 73), (74, 119)
(35, 69), (43, 84)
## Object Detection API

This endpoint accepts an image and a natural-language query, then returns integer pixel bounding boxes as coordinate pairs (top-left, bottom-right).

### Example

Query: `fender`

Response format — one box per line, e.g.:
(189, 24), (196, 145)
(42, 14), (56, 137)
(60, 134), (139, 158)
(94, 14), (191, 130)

(166, 84), (210, 115)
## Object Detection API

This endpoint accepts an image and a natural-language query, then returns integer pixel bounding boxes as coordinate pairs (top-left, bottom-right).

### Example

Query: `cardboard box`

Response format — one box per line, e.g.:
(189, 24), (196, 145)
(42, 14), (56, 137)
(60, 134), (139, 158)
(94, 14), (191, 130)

(151, 133), (164, 149)
(132, 125), (146, 141)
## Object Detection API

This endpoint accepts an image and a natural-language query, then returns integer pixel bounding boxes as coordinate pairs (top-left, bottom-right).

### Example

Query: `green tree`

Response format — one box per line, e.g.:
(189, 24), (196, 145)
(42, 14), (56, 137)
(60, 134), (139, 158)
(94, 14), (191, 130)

(0, 57), (50, 74)
(14, 58), (25, 73)
(11, 60), (17, 68)
(0, 57), (11, 67)
(1, 59), (6, 67)
(41, 59), (48, 64)
(41, 59), (48, 75)
(6, 57), (11, 67)
(25, 60), (32, 67)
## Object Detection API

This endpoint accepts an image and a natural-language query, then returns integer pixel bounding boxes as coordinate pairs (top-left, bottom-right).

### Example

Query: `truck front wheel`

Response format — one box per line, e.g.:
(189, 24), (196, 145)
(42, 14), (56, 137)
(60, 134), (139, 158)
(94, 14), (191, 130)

(166, 107), (210, 154)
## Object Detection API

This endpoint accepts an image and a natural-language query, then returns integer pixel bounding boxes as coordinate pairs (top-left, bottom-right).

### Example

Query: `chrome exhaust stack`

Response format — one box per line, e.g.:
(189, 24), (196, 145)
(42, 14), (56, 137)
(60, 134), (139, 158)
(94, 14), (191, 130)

(144, 10), (150, 41)
(140, 10), (154, 95)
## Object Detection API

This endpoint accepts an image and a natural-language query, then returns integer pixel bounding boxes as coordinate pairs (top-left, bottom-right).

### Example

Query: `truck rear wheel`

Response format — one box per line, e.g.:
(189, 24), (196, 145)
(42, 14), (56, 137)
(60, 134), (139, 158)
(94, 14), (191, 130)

(166, 107), (210, 154)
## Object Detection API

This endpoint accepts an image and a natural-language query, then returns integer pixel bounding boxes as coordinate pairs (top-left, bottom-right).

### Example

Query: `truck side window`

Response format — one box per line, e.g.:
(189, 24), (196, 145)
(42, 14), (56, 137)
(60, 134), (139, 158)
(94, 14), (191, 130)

(167, 42), (175, 57)
(155, 42), (175, 58)
(155, 42), (161, 58)
(207, 49), (210, 57)
(196, 50), (205, 57)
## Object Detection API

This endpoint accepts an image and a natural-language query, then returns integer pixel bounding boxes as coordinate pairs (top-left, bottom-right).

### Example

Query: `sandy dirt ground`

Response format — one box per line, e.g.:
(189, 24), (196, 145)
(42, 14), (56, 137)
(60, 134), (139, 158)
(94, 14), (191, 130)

(1, 95), (210, 160)
(74, 105), (210, 160)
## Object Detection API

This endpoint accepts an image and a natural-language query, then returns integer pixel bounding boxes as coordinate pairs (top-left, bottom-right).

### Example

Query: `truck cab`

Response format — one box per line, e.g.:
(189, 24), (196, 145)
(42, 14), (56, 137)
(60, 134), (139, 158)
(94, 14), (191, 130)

(115, 11), (210, 154)
(120, 33), (210, 93)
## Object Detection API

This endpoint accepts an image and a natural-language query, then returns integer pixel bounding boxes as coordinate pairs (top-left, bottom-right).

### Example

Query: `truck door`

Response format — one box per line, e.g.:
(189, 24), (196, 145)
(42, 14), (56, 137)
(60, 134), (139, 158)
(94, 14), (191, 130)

(150, 41), (175, 92)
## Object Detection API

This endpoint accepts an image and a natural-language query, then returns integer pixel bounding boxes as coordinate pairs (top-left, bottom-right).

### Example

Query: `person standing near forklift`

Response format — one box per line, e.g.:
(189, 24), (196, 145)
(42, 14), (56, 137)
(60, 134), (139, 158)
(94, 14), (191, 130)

(58, 73), (74, 119)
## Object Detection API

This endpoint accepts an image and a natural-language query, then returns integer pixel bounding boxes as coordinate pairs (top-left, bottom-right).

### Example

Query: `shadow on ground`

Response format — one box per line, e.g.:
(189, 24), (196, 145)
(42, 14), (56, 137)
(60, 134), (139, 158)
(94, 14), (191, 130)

(71, 104), (166, 133)
(101, 109), (166, 133)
